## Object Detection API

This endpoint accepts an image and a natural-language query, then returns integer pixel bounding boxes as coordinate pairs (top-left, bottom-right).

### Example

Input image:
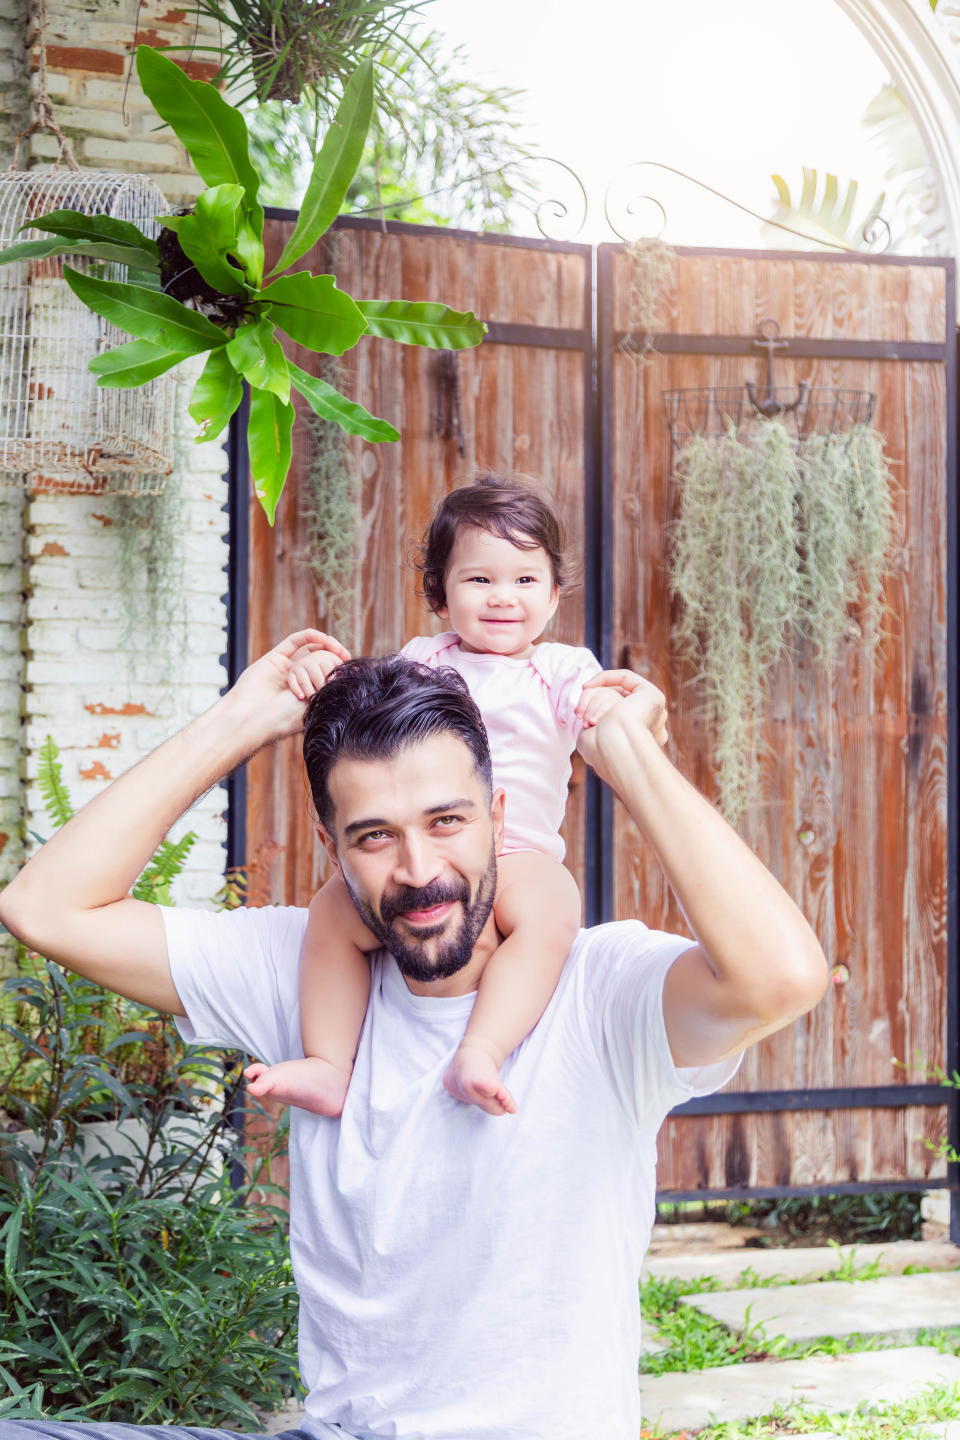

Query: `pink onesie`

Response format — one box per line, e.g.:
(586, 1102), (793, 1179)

(401, 633), (601, 862)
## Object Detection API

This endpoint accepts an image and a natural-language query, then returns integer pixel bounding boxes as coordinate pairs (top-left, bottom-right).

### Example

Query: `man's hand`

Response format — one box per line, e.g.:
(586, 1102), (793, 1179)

(576, 670), (669, 781)
(229, 629), (351, 739)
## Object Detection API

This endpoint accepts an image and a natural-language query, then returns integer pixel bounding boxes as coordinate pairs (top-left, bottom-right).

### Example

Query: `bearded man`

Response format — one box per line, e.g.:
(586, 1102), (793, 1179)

(0, 630), (828, 1440)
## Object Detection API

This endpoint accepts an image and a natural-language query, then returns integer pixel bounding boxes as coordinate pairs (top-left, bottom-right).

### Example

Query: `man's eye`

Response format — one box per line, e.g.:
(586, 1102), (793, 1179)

(359, 830), (388, 844)
(434, 815), (462, 828)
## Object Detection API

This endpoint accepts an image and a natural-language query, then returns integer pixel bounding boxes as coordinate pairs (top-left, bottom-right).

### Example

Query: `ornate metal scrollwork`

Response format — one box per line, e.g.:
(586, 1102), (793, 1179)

(602, 160), (893, 253)
(526, 158), (589, 242)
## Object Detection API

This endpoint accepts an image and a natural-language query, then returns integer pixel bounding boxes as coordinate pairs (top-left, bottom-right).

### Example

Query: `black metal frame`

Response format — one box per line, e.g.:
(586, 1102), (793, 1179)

(226, 221), (958, 1223)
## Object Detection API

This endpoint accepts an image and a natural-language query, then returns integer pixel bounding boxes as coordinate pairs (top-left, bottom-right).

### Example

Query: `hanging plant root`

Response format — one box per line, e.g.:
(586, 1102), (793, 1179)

(157, 222), (250, 328)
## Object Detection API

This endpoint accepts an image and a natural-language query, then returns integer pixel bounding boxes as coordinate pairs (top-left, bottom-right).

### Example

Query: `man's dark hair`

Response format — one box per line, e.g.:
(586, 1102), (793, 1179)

(417, 472), (569, 614)
(303, 655), (494, 833)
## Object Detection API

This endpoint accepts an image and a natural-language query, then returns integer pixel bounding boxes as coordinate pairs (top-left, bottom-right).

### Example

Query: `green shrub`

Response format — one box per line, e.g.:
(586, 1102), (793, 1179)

(0, 742), (300, 1425)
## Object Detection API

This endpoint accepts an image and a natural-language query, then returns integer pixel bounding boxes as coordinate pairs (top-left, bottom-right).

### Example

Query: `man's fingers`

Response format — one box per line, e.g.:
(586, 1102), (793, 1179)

(582, 668), (645, 693)
(274, 629), (352, 662)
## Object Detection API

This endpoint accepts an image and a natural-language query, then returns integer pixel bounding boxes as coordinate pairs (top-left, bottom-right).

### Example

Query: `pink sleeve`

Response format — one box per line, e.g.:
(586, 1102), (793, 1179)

(400, 632), (459, 666)
(534, 645), (603, 739)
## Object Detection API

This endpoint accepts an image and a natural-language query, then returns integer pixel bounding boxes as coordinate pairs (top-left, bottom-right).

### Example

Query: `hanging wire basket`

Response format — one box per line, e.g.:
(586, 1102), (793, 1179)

(0, 171), (175, 496)
(662, 385), (877, 448)
(662, 319), (877, 451)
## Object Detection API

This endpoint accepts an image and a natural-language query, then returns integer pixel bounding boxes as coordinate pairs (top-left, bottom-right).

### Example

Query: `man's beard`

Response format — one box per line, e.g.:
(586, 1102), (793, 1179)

(342, 845), (498, 984)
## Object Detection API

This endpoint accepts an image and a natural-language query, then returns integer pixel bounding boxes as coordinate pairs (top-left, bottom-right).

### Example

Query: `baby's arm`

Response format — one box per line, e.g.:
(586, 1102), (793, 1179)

(244, 876), (380, 1116)
(443, 853), (581, 1116)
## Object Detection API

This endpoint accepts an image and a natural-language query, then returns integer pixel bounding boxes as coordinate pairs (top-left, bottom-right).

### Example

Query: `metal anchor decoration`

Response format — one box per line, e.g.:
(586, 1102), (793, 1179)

(746, 319), (808, 421)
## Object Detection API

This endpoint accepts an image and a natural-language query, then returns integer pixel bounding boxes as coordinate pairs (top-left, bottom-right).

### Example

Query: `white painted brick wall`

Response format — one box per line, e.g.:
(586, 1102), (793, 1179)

(21, 359), (230, 907)
(0, 2), (236, 924)
(0, 484), (24, 970)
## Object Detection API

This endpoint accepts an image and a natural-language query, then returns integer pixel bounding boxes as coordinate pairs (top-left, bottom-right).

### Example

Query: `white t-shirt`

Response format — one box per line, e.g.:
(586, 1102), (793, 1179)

(400, 634), (601, 860)
(163, 904), (739, 1440)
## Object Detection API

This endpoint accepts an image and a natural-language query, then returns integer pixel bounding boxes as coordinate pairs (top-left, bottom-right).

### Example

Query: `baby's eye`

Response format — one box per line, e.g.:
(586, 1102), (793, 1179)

(516, 575), (538, 584)
(467, 576), (489, 584)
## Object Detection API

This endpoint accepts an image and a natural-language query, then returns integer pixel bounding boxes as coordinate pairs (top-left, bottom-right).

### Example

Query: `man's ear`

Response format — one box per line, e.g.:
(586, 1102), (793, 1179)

(491, 787), (506, 854)
(316, 823), (342, 877)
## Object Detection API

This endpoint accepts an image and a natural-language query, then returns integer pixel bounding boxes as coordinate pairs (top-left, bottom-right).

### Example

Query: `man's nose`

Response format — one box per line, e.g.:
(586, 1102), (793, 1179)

(393, 833), (443, 889)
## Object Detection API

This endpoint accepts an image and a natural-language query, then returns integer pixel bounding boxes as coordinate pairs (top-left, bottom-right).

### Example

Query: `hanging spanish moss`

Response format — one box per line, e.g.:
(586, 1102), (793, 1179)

(670, 420), (896, 823)
(621, 237), (677, 364)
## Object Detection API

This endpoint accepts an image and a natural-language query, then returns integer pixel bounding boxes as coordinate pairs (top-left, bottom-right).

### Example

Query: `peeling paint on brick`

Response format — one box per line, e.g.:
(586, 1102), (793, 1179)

(85, 702), (151, 716)
(41, 541), (70, 557)
(90, 513), (114, 527)
(44, 46), (125, 75)
(79, 759), (111, 780)
(92, 731), (121, 748)
(0, 834), (7, 857)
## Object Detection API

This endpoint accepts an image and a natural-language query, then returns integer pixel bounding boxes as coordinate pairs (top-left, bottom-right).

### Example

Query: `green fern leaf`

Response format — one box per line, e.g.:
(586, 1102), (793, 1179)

(133, 833), (197, 906)
(37, 737), (74, 830)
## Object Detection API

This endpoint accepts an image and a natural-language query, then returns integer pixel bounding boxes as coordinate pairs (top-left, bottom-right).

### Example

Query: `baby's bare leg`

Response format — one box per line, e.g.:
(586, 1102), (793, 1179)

(443, 853), (581, 1116)
(244, 875), (376, 1115)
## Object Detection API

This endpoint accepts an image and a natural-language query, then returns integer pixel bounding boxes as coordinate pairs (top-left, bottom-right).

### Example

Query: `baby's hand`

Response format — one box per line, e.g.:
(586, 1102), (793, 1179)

(575, 683), (624, 729)
(287, 633), (351, 702)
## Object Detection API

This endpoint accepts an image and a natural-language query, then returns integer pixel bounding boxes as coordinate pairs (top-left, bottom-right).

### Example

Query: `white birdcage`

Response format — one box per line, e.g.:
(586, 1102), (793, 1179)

(0, 171), (176, 496)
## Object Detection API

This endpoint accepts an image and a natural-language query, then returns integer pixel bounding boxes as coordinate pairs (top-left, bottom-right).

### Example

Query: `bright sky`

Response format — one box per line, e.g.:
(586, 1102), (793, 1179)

(428, 0), (905, 247)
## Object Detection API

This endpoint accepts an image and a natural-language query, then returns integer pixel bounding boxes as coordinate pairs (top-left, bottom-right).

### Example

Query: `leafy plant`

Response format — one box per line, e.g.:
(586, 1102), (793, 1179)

(670, 421), (895, 821)
(0, 742), (299, 1427)
(0, 1161), (299, 1426)
(0, 49), (486, 525)
(181, 0), (422, 106)
(247, 29), (534, 230)
(0, 738), (198, 1124)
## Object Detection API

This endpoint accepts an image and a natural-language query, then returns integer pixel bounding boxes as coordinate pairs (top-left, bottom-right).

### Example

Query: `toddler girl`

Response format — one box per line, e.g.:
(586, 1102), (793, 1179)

(245, 475), (626, 1117)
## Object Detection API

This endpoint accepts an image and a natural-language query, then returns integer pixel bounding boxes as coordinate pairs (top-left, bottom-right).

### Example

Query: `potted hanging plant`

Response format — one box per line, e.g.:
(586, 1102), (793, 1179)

(0, 48), (486, 524)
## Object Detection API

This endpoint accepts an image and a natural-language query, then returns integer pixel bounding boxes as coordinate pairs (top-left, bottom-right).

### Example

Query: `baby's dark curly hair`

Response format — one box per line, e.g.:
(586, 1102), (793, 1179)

(417, 472), (569, 614)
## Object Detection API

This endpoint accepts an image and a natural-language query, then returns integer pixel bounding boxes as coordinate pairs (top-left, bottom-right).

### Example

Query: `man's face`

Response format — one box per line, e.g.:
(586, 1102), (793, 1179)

(323, 733), (504, 990)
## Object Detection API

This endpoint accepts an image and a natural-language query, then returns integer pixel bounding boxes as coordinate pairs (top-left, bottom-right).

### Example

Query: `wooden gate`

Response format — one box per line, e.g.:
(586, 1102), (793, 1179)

(598, 244), (957, 1202)
(235, 220), (957, 1213)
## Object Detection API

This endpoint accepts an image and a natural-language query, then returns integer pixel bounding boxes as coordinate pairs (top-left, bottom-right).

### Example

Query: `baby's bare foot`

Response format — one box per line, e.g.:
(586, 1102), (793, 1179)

(443, 1043), (517, 1117)
(244, 1057), (351, 1116)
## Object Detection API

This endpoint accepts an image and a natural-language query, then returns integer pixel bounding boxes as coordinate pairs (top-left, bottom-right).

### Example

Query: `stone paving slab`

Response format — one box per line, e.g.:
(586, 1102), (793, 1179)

(639, 1345), (960, 1434)
(643, 1237), (960, 1287)
(682, 1270), (960, 1344)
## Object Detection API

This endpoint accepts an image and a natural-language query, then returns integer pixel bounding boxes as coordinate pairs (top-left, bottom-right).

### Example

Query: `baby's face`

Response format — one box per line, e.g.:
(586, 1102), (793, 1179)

(438, 526), (559, 658)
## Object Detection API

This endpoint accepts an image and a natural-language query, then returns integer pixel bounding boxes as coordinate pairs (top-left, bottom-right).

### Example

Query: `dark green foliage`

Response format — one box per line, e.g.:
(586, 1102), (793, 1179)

(0, 1140), (298, 1425)
(658, 1191), (924, 1245)
(0, 746), (300, 1426)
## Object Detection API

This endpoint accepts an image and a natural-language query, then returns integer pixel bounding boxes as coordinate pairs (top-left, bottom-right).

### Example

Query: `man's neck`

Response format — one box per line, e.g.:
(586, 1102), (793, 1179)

(400, 915), (502, 998)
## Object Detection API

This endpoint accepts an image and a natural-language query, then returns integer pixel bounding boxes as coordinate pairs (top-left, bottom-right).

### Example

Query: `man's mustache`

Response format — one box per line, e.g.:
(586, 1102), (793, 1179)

(379, 876), (471, 925)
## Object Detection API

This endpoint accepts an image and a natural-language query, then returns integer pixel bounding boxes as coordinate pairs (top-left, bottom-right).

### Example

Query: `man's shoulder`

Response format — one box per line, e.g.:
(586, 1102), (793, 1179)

(162, 901), (309, 958)
(560, 920), (695, 1000)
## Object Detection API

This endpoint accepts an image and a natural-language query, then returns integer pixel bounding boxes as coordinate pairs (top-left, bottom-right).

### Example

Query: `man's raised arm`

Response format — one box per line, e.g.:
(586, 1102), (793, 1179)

(0, 630), (345, 1015)
(576, 672), (829, 1068)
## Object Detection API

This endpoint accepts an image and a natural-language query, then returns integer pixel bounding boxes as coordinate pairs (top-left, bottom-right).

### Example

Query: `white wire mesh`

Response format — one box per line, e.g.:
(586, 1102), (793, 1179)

(0, 171), (176, 495)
